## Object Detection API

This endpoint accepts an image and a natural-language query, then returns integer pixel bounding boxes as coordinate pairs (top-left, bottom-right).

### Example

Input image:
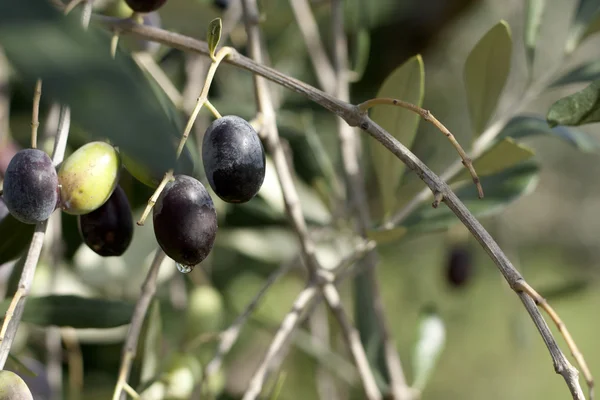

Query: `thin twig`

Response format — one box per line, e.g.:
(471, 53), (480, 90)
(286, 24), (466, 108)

(200, 255), (300, 388)
(62, 327), (84, 400)
(329, 2), (411, 399)
(0, 105), (71, 368)
(112, 249), (166, 400)
(31, 79), (42, 149)
(241, 1), (381, 399)
(516, 280), (594, 400)
(357, 98), (483, 199)
(80, 15), (588, 399)
(288, 0), (337, 95)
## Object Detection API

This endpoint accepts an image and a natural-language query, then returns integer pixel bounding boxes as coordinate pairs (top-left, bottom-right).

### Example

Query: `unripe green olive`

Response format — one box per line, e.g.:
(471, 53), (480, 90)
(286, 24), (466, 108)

(0, 370), (34, 400)
(163, 353), (202, 400)
(58, 142), (121, 215)
(185, 286), (224, 339)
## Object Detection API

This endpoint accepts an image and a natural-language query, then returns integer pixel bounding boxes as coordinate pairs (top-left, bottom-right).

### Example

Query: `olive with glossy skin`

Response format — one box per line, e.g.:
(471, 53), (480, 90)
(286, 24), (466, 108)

(78, 185), (133, 257)
(58, 141), (120, 215)
(153, 175), (217, 267)
(202, 116), (265, 203)
(0, 370), (34, 400)
(2, 149), (58, 224)
(125, 0), (167, 13)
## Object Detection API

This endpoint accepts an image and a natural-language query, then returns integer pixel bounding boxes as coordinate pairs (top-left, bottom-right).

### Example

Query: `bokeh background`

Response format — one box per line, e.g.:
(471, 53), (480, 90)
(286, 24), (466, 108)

(2, 0), (600, 399)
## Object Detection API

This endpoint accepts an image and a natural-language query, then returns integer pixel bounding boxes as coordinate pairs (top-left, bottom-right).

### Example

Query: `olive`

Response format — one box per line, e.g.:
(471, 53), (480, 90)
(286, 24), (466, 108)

(2, 149), (58, 224)
(153, 175), (217, 268)
(202, 115), (266, 203)
(58, 141), (120, 215)
(78, 185), (133, 256)
(446, 245), (474, 288)
(124, 0), (167, 13)
(0, 370), (34, 400)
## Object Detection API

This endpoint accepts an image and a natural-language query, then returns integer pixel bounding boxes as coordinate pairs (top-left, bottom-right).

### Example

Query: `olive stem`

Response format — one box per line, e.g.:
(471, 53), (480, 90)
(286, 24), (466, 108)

(30, 79), (42, 149)
(175, 46), (232, 159)
(240, 1), (381, 399)
(358, 98), (483, 199)
(204, 99), (222, 119)
(83, 11), (588, 400)
(136, 169), (172, 226)
(0, 104), (71, 368)
(112, 248), (166, 400)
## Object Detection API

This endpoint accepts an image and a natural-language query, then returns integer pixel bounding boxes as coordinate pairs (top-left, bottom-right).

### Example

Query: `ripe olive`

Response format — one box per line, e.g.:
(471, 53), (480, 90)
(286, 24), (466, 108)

(124, 0), (167, 13)
(153, 175), (217, 267)
(58, 141), (120, 215)
(78, 185), (133, 257)
(446, 245), (473, 288)
(202, 115), (266, 203)
(2, 149), (58, 224)
(0, 370), (34, 400)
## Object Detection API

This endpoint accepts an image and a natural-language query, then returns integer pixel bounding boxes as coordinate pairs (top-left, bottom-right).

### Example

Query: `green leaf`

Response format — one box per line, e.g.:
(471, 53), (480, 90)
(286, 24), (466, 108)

(207, 18), (222, 60)
(546, 79), (600, 127)
(452, 138), (534, 183)
(0, 295), (134, 328)
(498, 114), (598, 152)
(369, 54), (425, 218)
(565, 0), (600, 53)
(6, 355), (38, 378)
(404, 161), (539, 235)
(0, 215), (34, 265)
(0, 0), (195, 186)
(349, 29), (370, 82)
(412, 307), (445, 391)
(131, 300), (162, 390)
(524, 0), (546, 68)
(551, 60), (600, 87)
(464, 21), (512, 136)
(366, 226), (408, 245)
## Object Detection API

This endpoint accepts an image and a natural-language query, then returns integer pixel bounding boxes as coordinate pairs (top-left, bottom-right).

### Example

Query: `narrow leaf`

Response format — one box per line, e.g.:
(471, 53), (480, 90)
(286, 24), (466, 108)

(412, 307), (446, 391)
(525, 0), (546, 67)
(551, 60), (600, 87)
(464, 21), (513, 136)
(565, 0), (600, 53)
(546, 79), (600, 127)
(452, 138), (534, 183)
(208, 18), (223, 60)
(0, 215), (34, 265)
(404, 161), (539, 235)
(366, 226), (408, 245)
(349, 29), (371, 82)
(6, 355), (38, 378)
(0, 295), (134, 328)
(0, 0), (195, 186)
(370, 54), (425, 218)
(498, 114), (598, 152)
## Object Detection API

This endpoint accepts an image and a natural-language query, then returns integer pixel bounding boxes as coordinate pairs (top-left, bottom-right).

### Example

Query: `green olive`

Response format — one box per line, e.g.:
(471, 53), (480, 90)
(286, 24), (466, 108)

(58, 141), (121, 215)
(0, 371), (33, 400)
(185, 286), (224, 340)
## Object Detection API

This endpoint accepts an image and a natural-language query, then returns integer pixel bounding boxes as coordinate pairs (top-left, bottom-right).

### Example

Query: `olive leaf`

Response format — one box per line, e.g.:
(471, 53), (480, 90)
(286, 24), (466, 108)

(0, 295), (134, 328)
(524, 0), (546, 68)
(498, 114), (598, 152)
(551, 60), (600, 87)
(547, 79), (600, 127)
(464, 20), (512, 137)
(412, 307), (446, 391)
(565, 0), (600, 53)
(369, 54), (425, 219)
(208, 18), (223, 60)
(451, 138), (535, 183)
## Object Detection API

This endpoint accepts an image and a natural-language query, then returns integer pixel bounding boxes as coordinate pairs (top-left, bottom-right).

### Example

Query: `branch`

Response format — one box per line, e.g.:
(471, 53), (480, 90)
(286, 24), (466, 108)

(0, 104), (71, 368)
(79, 13), (588, 400)
(112, 248), (166, 400)
(240, 1), (381, 399)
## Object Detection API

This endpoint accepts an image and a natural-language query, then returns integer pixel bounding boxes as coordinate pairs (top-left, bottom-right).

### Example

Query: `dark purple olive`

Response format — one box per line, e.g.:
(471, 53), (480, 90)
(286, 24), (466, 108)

(3, 149), (58, 224)
(78, 185), (133, 257)
(202, 116), (266, 204)
(124, 0), (167, 13)
(153, 175), (217, 268)
(446, 245), (473, 288)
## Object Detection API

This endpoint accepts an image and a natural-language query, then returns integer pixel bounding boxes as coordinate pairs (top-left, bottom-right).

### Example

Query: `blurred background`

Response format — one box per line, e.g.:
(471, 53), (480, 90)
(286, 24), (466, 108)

(2, 0), (600, 399)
